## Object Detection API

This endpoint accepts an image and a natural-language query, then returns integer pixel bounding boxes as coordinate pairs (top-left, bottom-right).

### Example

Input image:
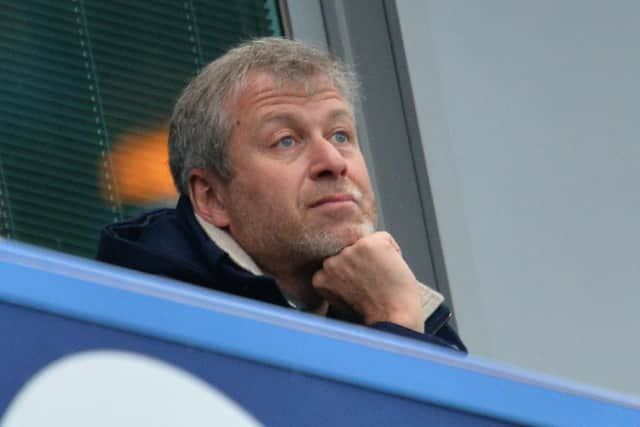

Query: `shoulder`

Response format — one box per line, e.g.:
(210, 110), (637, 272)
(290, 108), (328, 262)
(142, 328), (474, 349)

(96, 198), (226, 285)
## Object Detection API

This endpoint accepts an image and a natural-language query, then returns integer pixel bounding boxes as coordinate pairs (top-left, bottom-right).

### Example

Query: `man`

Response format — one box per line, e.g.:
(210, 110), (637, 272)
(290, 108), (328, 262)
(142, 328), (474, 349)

(97, 37), (465, 351)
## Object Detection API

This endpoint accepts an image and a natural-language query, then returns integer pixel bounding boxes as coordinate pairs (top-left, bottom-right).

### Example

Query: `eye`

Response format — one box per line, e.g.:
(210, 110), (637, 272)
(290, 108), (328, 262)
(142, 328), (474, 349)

(331, 131), (349, 145)
(276, 136), (295, 148)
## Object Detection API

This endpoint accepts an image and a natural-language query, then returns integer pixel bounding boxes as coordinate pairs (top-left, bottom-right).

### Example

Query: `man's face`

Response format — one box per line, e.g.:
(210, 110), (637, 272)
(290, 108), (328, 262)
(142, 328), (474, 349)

(216, 71), (377, 274)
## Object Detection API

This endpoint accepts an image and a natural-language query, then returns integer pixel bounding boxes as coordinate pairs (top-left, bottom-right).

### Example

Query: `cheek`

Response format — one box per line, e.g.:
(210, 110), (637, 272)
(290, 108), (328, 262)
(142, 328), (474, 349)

(237, 172), (300, 210)
(232, 152), (308, 211)
(259, 163), (306, 199)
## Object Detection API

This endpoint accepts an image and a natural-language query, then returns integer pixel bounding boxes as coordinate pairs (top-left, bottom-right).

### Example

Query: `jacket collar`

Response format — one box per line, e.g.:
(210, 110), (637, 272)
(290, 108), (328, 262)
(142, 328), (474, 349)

(193, 214), (263, 276)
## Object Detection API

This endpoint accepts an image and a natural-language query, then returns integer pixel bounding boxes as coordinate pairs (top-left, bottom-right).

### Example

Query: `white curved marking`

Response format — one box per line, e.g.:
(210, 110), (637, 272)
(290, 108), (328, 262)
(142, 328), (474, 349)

(1, 350), (263, 427)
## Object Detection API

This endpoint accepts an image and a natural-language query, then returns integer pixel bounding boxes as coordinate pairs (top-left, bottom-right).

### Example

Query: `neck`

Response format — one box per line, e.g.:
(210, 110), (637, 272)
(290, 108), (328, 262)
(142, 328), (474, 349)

(264, 263), (329, 315)
(194, 213), (329, 315)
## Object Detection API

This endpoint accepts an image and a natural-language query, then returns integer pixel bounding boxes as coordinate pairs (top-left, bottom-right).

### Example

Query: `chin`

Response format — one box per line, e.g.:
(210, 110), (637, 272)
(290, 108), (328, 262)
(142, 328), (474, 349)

(298, 220), (376, 259)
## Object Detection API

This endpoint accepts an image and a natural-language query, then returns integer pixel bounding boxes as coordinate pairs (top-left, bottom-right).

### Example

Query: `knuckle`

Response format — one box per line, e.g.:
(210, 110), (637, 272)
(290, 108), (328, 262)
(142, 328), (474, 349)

(311, 271), (324, 288)
(380, 231), (394, 246)
(357, 236), (375, 251)
(340, 245), (354, 257)
(379, 231), (392, 240)
(322, 256), (335, 270)
(376, 232), (396, 250)
(357, 233), (387, 254)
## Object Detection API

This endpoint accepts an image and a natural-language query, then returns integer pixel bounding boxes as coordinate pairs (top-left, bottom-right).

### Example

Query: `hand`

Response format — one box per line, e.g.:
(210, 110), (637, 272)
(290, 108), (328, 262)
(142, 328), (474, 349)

(311, 231), (426, 333)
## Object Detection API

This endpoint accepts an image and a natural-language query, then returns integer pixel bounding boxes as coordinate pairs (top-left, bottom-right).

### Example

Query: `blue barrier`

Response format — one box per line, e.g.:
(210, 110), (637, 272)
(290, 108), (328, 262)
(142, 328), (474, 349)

(1, 239), (638, 426)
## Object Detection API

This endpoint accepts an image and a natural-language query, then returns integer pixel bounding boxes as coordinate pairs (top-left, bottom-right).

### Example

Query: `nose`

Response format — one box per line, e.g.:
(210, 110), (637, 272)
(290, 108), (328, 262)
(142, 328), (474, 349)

(308, 135), (348, 180)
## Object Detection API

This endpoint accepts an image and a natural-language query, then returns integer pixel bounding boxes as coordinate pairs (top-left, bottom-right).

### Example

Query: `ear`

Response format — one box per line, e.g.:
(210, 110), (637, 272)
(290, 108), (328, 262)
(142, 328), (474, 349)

(187, 169), (230, 228)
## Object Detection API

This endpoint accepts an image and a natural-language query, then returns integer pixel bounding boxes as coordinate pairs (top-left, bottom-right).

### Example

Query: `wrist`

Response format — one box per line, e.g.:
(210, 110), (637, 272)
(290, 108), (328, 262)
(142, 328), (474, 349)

(364, 304), (425, 334)
(385, 311), (425, 334)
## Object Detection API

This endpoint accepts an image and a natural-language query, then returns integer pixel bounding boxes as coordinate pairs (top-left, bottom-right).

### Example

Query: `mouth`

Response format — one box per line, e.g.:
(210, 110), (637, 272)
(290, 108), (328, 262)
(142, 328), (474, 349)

(309, 193), (357, 208)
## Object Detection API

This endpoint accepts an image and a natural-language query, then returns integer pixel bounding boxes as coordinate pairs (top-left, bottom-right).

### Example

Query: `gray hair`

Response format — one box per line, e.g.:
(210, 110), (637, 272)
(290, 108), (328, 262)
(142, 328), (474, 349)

(168, 37), (360, 195)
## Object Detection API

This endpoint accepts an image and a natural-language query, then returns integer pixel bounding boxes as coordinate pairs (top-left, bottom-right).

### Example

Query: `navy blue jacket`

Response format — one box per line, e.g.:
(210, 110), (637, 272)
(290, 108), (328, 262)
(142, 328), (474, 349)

(97, 197), (466, 352)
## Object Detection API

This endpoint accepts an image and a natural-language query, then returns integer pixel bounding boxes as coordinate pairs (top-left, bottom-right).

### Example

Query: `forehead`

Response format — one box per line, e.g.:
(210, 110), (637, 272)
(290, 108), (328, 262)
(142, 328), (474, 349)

(227, 71), (352, 117)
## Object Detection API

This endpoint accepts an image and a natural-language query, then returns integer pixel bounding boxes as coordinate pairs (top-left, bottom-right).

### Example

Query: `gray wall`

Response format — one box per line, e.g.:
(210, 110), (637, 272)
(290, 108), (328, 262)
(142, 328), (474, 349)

(286, 0), (455, 302)
(396, 0), (640, 396)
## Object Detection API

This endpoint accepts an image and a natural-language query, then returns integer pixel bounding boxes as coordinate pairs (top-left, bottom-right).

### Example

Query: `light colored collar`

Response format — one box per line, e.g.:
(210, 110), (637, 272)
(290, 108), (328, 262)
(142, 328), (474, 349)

(194, 214), (262, 276)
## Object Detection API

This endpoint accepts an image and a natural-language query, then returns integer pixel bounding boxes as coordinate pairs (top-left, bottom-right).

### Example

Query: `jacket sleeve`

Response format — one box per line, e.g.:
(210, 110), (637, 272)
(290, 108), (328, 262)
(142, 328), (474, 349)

(370, 305), (467, 353)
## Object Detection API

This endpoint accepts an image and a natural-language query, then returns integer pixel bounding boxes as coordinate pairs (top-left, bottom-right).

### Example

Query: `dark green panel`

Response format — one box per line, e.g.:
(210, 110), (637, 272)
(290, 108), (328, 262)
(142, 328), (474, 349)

(0, 0), (281, 257)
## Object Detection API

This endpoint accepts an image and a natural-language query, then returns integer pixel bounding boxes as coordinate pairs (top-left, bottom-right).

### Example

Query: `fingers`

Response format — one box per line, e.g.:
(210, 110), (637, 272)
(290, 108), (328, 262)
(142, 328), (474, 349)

(312, 268), (359, 320)
(351, 231), (400, 255)
(314, 231), (399, 291)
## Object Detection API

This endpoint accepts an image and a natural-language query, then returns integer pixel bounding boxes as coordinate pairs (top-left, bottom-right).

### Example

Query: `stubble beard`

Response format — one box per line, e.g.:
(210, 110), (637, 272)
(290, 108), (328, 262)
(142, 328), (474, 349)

(274, 185), (378, 269)
(294, 217), (375, 260)
(229, 190), (377, 276)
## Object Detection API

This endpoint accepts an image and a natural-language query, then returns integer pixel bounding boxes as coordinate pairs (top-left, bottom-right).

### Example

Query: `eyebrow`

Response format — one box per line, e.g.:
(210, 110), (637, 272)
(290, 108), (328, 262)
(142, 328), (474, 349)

(260, 108), (354, 130)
